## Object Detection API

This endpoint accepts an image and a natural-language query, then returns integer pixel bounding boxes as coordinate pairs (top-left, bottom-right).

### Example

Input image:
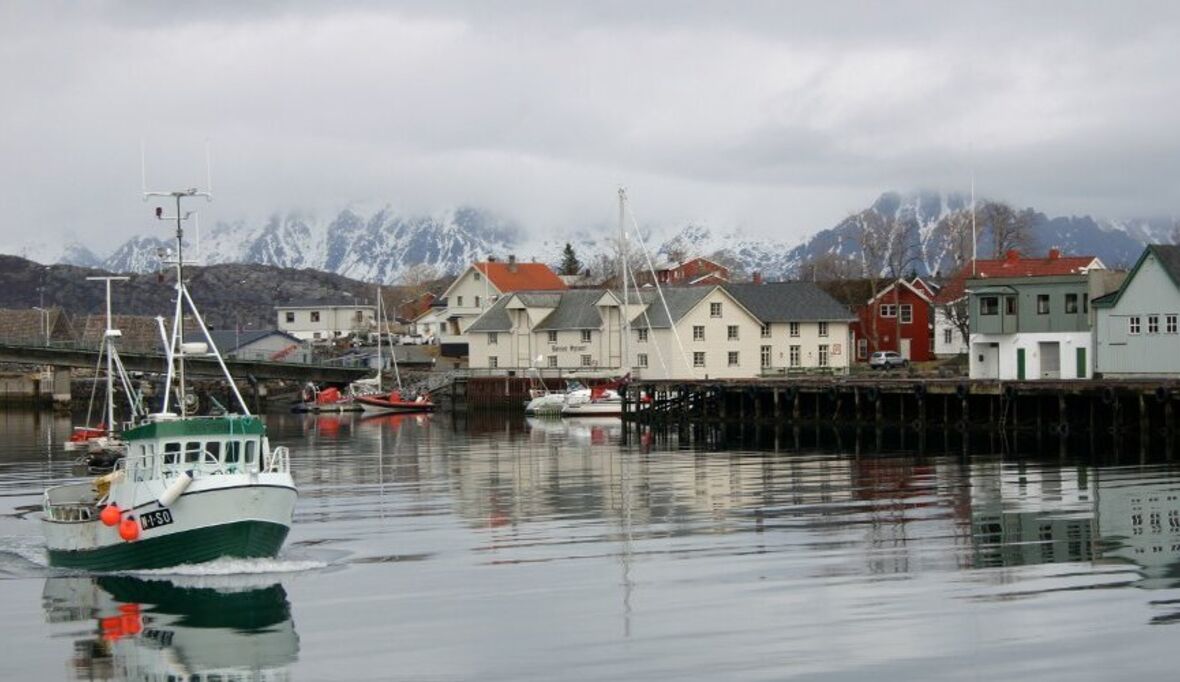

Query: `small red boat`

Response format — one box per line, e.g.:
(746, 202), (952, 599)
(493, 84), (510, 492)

(292, 384), (362, 413)
(67, 424), (108, 446)
(355, 390), (435, 414)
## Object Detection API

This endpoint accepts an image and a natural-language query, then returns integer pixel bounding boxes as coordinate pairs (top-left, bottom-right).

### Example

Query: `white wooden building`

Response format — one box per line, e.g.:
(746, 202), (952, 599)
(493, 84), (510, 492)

(275, 302), (376, 341)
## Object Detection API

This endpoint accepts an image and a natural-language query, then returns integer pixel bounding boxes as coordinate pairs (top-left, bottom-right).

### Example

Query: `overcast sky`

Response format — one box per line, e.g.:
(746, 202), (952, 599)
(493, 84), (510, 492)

(2, 1), (1178, 254)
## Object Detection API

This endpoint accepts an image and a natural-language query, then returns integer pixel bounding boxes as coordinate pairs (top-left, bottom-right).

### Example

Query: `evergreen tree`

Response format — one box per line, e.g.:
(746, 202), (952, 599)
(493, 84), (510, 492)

(559, 242), (582, 276)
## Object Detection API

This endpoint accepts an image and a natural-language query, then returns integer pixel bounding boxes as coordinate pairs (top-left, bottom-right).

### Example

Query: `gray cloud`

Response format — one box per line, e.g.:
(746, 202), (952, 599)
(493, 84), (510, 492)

(2, 1), (1179, 256)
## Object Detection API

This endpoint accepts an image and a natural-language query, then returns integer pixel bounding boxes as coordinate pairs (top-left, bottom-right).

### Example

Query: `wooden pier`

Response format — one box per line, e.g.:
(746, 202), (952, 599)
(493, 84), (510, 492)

(623, 377), (1180, 458)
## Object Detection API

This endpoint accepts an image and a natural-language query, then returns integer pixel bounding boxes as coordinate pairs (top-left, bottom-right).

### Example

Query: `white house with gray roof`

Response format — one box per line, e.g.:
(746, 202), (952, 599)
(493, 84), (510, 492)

(1094, 244), (1180, 377)
(465, 282), (853, 379)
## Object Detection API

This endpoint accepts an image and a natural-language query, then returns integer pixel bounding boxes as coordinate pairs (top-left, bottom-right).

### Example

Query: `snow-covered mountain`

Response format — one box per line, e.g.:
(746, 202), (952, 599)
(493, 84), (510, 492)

(99, 206), (520, 283)
(15, 192), (1174, 282)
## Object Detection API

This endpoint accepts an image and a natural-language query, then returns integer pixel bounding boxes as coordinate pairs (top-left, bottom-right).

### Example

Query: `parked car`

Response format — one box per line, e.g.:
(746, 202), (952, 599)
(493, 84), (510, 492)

(869, 351), (908, 369)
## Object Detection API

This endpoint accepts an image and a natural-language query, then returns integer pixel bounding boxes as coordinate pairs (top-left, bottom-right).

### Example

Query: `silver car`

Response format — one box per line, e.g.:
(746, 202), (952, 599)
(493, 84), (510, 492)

(869, 351), (908, 369)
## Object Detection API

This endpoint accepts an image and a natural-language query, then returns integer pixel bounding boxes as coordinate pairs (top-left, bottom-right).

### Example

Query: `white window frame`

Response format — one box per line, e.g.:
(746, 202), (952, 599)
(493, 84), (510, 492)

(880, 304), (897, 318)
(637, 353), (648, 368)
(693, 351), (706, 368)
(1168, 314), (1178, 334)
(1129, 316), (1141, 335)
(899, 305), (912, 325)
(728, 351), (739, 367)
(1148, 315), (1159, 334)
(548, 330), (558, 343)
(710, 302), (722, 318)
(818, 321), (829, 337)
(727, 325), (739, 341)
(547, 355), (558, 368)
(760, 345), (771, 368)
(488, 332), (498, 345)
(581, 354), (593, 367)
(488, 356), (498, 369)
(761, 323), (771, 338)
(789, 345), (800, 367)
(818, 344), (829, 367)
(789, 322), (800, 337)
(693, 325), (705, 341)
(637, 328), (648, 343)
(857, 338), (868, 359)
(581, 329), (592, 343)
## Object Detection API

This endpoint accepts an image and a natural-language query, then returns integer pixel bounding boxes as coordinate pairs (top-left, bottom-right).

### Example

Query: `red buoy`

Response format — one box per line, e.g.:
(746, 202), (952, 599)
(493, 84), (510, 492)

(100, 505), (121, 527)
(119, 517), (140, 542)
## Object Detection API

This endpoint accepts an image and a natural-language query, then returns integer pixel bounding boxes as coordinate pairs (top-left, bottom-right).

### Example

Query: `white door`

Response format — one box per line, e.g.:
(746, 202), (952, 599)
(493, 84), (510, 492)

(899, 338), (912, 360)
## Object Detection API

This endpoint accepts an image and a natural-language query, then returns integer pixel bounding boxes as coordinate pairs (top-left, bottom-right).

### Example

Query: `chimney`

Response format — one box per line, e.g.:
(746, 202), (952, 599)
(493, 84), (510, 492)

(1048, 248), (1061, 260)
(752, 271), (763, 285)
(508, 254), (518, 273)
(1005, 249), (1020, 262)
(487, 255), (497, 263)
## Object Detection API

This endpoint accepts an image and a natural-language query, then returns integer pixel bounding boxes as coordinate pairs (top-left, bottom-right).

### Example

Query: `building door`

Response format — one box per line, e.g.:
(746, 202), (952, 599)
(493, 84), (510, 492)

(1016, 348), (1026, 380)
(1039, 342), (1060, 379)
(899, 338), (911, 360)
(1076, 347), (1087, 379)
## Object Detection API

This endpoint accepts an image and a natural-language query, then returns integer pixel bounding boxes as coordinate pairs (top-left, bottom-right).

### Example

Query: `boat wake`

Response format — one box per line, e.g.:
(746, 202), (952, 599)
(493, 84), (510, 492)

(127, 555), (328, 578)
(0, 535), (50, 573)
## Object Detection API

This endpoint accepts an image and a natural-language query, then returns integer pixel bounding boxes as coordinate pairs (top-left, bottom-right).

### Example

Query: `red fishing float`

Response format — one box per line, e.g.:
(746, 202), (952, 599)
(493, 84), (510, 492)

(100, 504), (121, 526)
(118, 516), (140, 542)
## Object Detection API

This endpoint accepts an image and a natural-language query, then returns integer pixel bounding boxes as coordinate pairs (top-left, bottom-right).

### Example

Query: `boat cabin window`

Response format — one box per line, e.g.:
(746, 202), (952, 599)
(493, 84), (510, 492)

(225, 441), (241, 464)
(184, 441), (202, 464)
(206, 441), (221, 459)
(163, 442), (181, 465)
(245, 440), (256, 465)
(134, 443), (156, 481)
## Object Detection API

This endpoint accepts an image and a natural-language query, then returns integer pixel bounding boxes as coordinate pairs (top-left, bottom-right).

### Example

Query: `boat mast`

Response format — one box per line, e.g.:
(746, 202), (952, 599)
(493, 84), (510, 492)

(618, 188), (629, 376)
(376, 285), (383, 392)
(87, 276), (129, 431)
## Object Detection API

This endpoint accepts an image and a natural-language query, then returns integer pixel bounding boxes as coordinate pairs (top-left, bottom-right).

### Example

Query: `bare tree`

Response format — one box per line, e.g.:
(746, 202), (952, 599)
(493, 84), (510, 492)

(399, 263), (441, 298)
(981, 201), (1034, 258)
(854, 210), (918, 353)
(939, 208), (976, 271)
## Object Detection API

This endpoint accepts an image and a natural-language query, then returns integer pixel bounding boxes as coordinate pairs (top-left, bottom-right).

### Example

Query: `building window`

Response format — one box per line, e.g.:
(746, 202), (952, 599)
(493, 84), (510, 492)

(1037, 294), (1050, 315)
(1083, 293), (1089, 314)
(456, 296), (463, 307)
(547, 355), (558, 368)
(313, 332), (321, 340)
(310, 311), (321, 323)
(818, 344), (829, 367)
(488, 332), (498, 345)
(474, 271), (481, 282)
(761, 323), (771, 338)
(710, 302), (722, 318)
(488, 356), (498, 369)
(789, 322), (800, 337)
(581, 329), (592, 343)
(727, 325), (739, 340)
(1148, 315), (1159, 334)
(857, 338), (867, 359)
(980, 297), (999, 316)
(818, 321), (829, 337)
(899, 305), (912, 324)
(760, 345), (771, 368)
(728, 351), (739, 367)
(285, 311), (294, 323)
(1005, 296), (1017, 315)
(1065, 293), (1078, 314)
(355, 310), (364, 323)
(581, 354), (593, 367)
(548, 331), (558, 343)
(1168, 314), (1178, 334)
(475, 295), (481, 308)
(943, 328), (953, 345)
(693, 325), (705, 341)
(637, 328), (648, 343)
(789, 345), (801, 367)
(637, 353), (648, 368)
(880, 304), (897, 318)
(693, 352), (706, 368)
(1129, 316), (1141, 335)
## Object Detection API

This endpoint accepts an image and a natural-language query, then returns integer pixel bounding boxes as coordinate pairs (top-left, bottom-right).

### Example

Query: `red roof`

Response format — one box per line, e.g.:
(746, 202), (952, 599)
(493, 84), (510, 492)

(475, 261), (567, 292)
(934, 250), (1102, 304)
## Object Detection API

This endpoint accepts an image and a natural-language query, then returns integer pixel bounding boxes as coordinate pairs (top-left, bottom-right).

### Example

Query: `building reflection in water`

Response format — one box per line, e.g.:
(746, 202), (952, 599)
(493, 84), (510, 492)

(42, 575), (299, 681)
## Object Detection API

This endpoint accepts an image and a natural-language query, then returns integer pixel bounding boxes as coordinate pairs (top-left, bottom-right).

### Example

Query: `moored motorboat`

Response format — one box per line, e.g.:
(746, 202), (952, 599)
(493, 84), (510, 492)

(40, 185), (298, 571)
(356, 389), (436, 414)
(292, 383), (363, 413)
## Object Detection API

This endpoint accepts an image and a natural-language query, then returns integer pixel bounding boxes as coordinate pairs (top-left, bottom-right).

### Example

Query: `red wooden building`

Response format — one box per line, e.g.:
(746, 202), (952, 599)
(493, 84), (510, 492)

(851, 278), (936, 363)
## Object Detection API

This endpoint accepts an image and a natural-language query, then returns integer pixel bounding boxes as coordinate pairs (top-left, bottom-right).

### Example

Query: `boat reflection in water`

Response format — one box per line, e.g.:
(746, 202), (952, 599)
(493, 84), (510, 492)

(525, 417), (622, 446)
(43, 574), (299, 681)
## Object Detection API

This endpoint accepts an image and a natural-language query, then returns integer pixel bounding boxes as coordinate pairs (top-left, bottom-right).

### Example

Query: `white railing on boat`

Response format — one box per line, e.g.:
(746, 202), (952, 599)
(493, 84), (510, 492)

(265, 446), (290, 473)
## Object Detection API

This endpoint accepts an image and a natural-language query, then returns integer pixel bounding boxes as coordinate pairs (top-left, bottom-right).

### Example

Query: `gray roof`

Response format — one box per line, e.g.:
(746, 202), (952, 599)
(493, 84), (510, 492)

(465, 296), (514, 333)
(722, 282), (854, 322)
(183, 329), (301, 353)
(630, 287), (713, 329)
(534, 289), (607, 330)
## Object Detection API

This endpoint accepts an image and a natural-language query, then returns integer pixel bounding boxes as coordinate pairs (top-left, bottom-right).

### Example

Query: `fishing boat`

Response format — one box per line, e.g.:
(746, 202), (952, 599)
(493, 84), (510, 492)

(292, 382), (362, 413)
(40, 187), (297, 571)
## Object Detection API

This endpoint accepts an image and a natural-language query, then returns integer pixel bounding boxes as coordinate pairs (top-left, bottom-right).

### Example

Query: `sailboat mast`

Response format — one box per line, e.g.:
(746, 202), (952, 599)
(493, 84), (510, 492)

(174, 193), (187, 410)
(618, 188), (629, 376)
(971, 173), (977, 276)
(376, 285), (382, 392)
(87, 276), (130, 430)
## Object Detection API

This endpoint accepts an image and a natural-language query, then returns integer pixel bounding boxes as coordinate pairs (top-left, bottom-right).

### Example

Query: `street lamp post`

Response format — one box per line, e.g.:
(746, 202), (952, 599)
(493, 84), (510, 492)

(32, 306), (49, 347)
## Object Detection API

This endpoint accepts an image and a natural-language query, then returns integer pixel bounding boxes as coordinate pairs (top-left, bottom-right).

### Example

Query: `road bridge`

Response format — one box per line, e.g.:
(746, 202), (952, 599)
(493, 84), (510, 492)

(0, 342), (373, 384)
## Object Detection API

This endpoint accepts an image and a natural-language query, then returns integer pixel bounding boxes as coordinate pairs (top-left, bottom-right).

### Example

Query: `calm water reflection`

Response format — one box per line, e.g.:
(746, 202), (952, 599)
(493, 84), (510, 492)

(3, 408), (1180, 679)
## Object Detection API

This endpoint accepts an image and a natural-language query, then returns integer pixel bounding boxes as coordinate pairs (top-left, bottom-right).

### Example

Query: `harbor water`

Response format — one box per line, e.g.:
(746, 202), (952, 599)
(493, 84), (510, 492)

(2, 408), (1180, 680)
